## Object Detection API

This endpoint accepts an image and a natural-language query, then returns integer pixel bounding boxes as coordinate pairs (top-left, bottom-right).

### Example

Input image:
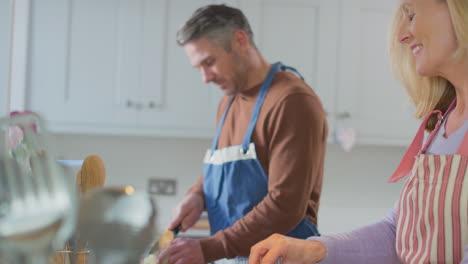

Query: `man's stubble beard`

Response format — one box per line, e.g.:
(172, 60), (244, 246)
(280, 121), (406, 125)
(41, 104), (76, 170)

(228, 54), (249, 96)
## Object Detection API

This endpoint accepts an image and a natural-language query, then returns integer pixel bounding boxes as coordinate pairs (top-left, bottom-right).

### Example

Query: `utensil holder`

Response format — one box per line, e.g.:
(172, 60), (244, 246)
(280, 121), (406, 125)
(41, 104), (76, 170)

(50, 249), (90, 264)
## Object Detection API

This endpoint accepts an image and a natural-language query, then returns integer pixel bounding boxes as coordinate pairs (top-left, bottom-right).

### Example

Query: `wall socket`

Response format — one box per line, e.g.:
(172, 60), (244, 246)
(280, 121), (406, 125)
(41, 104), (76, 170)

(148, 178), (177, 196)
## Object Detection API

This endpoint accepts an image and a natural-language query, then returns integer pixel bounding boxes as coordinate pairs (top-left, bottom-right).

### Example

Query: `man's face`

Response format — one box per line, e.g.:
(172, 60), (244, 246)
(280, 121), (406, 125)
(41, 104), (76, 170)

(184, 37), (248, 96)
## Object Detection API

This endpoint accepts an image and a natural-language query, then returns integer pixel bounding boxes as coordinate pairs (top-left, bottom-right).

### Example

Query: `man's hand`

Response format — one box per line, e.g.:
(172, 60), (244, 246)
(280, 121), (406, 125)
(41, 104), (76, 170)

(248, 234), (327, 264)
(169, 192), (204, 232)
(157, 238), (205, 264)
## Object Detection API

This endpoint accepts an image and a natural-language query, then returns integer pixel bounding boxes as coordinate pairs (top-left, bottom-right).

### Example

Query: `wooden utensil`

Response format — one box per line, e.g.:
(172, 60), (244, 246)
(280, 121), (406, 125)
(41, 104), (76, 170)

(75, 155), (106, 264)
(50, 155), (106, 264)
(78, 155), (106, 193)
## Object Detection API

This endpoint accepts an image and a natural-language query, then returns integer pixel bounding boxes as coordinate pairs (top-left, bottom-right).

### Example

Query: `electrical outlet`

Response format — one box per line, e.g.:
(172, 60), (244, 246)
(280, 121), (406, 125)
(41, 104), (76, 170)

(148, 178), (177, 196)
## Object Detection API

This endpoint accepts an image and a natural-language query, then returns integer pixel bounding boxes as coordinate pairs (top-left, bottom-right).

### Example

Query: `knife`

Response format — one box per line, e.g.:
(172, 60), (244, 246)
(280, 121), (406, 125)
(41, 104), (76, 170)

(148, 224), (181, 255)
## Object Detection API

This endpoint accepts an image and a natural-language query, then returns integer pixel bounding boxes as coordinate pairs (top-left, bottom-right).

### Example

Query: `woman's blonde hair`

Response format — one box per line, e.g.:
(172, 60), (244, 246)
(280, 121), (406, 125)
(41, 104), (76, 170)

(389, 0), (468, 131)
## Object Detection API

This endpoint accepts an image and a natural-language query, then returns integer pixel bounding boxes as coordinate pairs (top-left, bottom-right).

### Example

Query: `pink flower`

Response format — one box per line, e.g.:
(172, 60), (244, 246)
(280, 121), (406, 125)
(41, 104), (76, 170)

(7, 110), (38, 151)
(10, 110), (34, 116)
(8, 126), (24, 150)
(9, 110), (38, 133)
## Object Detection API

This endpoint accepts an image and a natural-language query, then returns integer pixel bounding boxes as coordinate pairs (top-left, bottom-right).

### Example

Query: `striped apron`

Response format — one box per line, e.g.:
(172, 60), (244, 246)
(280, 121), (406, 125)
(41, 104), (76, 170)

(389, 101), (468, 263)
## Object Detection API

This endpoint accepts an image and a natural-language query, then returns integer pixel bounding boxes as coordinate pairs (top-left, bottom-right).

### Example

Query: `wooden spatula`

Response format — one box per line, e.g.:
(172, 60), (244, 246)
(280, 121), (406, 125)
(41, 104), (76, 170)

(73, 155), (106, 264)
(78, 155), (106, 193)
(50, 156), (106, 264)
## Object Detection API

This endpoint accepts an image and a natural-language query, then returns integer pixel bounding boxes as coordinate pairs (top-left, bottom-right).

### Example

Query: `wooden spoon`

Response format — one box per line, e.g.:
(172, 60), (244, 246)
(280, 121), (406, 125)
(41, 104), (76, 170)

(78, 155), (106, 193)
(54, 155), (106, 264)
(50, 155), (105, 264)
(73, 155), (106, 264)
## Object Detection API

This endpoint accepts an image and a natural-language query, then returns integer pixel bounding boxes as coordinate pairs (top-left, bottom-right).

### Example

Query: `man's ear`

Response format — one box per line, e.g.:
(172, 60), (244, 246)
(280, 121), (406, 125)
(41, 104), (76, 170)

(232, 29), (250, 53)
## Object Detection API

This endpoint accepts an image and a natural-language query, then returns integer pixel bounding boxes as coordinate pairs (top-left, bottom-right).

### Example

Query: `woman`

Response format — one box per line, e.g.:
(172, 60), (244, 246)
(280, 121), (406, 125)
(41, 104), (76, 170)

(248, 0), (468, 263)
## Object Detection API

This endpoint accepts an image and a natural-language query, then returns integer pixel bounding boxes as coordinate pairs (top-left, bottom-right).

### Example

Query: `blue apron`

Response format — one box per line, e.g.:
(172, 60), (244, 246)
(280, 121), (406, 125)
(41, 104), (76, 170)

(203, 62), (320, 241)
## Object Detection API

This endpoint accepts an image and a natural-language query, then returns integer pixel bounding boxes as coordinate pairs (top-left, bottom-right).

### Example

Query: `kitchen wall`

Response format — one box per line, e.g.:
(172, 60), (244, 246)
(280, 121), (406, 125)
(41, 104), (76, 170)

(53, 134), (405, 235)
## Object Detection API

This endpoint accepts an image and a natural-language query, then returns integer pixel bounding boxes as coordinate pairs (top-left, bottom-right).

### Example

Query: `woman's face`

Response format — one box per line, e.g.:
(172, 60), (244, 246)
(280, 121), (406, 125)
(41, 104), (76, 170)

(398, 0), (458, 77)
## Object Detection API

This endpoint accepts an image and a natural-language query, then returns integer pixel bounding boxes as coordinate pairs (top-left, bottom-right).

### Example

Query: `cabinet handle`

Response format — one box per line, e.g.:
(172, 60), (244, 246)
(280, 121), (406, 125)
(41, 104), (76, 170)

(127, 100), (155, 110)
(336, 111), (351, 119)
(135, 102), (143, 111)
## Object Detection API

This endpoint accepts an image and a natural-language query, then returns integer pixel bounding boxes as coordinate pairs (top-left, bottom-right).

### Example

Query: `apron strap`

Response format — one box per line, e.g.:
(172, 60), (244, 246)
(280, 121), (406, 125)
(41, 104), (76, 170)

(455, 105), (468, 155)
(211, 62), (304, 154)
(210, 96), (236, 152)
(281, 65), (305, 81)
(457, 132), (468, 156)
(211, 63), (283, 154)
(388, 99), (456, 183)
(388, 110), (441, 182)
(240, 62), (284, 153)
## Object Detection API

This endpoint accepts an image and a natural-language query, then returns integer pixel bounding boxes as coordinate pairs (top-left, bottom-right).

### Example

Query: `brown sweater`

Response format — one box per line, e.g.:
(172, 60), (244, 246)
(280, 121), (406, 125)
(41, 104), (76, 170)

(188, 70), (328, 262)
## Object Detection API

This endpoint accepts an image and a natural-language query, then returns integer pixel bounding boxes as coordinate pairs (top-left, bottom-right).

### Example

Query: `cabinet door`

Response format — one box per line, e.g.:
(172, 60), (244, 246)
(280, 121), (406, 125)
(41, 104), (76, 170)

(28, 0), (166, 134)
(240, 0), (338, 125)
(137, 0), (219, 138)
(336, 0), (418, 146)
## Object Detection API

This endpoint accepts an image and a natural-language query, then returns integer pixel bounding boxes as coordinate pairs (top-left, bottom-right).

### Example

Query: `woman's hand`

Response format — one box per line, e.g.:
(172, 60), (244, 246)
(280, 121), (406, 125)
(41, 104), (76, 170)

(248, 234), (327, 264)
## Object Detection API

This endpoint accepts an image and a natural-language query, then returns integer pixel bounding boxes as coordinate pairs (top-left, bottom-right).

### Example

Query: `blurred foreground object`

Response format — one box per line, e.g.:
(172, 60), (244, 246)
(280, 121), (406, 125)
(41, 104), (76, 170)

(0, 113), (77, 264)
(76, 186), (157, 264)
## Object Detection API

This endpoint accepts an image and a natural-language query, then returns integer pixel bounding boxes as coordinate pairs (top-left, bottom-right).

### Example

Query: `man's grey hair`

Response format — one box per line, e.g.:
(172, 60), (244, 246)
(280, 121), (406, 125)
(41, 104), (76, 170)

(176, 4), (256, 51)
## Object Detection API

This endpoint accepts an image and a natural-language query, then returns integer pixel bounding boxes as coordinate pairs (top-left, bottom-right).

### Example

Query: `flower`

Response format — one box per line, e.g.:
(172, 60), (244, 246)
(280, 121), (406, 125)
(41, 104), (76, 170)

(8, 125), (24, 151)
(7, 111), (38, 169)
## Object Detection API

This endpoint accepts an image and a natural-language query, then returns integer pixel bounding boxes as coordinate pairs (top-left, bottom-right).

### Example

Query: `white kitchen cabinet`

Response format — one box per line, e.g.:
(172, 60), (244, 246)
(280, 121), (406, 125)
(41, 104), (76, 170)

(27, 0), (222, 137)
(240, 0), (417, 146)
(28, 0), (143, 132)
(334, 0), (418, 146)
(0, 0), (12, 117)
(240, 0), (339, 127)
(23, 0), (418, 145)
(136, 0), (222, 136)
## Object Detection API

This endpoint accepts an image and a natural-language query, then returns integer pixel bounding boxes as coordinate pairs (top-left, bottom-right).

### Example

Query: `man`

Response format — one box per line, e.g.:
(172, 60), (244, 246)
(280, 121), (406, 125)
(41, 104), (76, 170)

(158, 4), (328, 264)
